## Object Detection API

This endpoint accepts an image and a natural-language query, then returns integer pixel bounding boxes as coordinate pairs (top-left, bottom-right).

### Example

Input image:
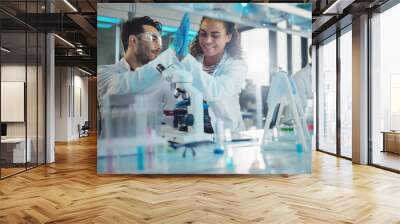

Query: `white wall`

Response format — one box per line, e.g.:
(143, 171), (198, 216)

(55, 67), (89, 141)
(1, 65), (34, 137)
(1, 82), (25, 122)
(1, 63), (46, 164)
(72, 73), (89, 138)
(1, 65), (26, 81)
(55, 67), (69, 141)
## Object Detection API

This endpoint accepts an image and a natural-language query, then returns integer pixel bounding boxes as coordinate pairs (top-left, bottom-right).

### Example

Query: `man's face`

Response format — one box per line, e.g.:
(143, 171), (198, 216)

(134, 25), (161, 65)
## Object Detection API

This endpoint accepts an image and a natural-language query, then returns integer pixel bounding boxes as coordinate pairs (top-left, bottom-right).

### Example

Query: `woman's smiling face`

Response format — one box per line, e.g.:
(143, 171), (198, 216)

(198, 18), (232, 57)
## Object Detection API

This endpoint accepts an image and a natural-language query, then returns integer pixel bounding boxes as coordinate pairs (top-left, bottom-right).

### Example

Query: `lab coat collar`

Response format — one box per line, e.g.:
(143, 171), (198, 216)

(197, 51), (229, 75)
(119, 57), (132, 71)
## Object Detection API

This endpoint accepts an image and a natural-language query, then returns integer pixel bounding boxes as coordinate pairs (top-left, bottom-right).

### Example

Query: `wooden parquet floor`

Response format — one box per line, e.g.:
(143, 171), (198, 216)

(1, 134), (400, 223)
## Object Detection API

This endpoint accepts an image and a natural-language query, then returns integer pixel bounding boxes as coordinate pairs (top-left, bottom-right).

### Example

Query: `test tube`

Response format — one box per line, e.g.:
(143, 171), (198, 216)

(136, 145), (145, 171)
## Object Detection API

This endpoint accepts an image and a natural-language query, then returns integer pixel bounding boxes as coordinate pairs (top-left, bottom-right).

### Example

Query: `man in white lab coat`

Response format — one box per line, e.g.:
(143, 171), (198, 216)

(280, 46), (312, 127)
(292, 46), (312, 111)
(98, 16), (178, 136)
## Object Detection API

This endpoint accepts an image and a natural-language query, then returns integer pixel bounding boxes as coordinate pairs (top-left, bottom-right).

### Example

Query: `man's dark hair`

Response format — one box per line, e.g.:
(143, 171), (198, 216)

(121, 16), (162, 52)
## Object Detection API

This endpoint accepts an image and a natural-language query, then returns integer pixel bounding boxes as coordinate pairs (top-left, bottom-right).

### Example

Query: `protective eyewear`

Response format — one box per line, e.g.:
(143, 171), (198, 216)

(136, 32), (162, 47)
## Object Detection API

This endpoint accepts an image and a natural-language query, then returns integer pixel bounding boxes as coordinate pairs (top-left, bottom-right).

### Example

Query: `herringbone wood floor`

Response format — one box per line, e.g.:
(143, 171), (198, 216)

(1, 134), (400, 224)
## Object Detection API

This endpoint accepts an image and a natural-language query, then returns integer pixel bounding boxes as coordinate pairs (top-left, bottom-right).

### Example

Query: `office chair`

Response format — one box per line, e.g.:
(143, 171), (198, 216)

(79, 121), (90, 138)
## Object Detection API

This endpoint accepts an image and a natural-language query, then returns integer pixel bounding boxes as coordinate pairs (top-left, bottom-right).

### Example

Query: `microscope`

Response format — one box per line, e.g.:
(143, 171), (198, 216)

(157, 64), (213, 144)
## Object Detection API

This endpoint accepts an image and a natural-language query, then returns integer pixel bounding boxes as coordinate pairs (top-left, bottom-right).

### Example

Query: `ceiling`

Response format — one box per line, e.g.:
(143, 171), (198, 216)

(0, 0), (97, 74)
(1, 0), (396, 75)
(99, 2), (312, 38)
(311, 0), (390, 43)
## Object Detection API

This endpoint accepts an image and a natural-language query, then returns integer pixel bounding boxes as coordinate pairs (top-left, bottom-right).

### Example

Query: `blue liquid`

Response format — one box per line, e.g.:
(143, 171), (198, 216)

(213, 148), (224, 154)
(137, 146), (145, 171)
(296, 143), (303, 153)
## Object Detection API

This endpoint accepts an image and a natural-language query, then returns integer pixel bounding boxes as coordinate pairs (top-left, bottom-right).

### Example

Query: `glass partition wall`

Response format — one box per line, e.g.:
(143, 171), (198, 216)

(316, 1), (400, 172)
(0, 1), (46, 179)
(316, 25), (353, 159)
(0, 31), (27, 177)
(317, 35), (337, 155)
(370, 2), (400, 172)
(339, 27), (352, 159)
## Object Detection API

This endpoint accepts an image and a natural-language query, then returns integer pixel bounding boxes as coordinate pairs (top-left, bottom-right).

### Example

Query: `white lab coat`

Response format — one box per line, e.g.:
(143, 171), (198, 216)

(180, 51), (247, 133)
(98, 49), (178, 134)
(98, 48), (178, 100)
(292, 64), (312, 110)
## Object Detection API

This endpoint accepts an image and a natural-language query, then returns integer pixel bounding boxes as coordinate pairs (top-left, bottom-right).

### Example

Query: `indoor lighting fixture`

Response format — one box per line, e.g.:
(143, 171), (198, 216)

(323, 0), (341, 14)
(97, 16), (121, 24)
(54, 34), (75, 48)
(63, 0), (78, 12)
(78, 67), (92, 76)
(162, 25), (197, 36)
(322, 0), (354, 15)
(76, 48), (83, 55)
(1, 47), (11, 53)
(97, 23), (113, 29)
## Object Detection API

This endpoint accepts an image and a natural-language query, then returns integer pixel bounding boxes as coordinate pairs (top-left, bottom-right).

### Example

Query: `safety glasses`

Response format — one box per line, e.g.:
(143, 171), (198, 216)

(136, 32), (162, 47)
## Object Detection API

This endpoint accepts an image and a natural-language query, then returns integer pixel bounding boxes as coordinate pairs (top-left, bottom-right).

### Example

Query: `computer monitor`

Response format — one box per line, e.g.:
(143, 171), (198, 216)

(1, 123), (7, 137)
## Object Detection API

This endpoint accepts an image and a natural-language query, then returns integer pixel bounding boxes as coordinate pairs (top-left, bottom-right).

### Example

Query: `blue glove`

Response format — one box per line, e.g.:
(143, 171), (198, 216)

(171, 13), (190, 57)
(179, 24), (190, 57)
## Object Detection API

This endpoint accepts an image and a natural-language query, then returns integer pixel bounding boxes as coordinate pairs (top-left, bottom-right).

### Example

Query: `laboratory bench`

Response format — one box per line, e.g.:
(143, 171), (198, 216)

(97, 130), (311, 174)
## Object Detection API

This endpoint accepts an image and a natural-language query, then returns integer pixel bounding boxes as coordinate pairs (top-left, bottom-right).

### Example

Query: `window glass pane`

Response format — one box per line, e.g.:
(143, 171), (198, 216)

(0, 0), (46, 179)
(27, 31), (38, 169)
(242, 28), (269, 86)
(1, 31), (27, 177)
(292, 25), (302, 73)
(38, 33), (45, 165)
(26, 0), (40, 169)
(241, 28), (269, 129)
(277, 21), (287, 72)
(312, 45), (317, 150)
(97, 25), (117, 66)
(371, 3), (400, 171)
(318, 37), (337, 154)
(340, 29), (352, 158)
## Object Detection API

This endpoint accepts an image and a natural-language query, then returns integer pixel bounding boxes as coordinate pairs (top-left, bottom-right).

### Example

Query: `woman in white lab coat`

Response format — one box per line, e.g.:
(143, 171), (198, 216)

(180, 17), (248, 133)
